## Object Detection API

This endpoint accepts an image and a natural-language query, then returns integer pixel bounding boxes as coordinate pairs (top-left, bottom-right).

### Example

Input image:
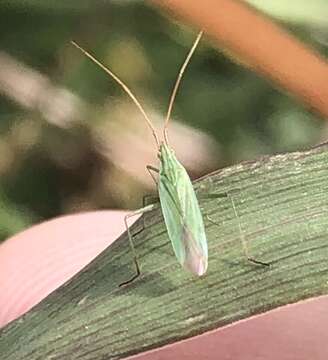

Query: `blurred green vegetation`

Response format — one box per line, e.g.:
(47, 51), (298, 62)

(0, 1), (327, 241)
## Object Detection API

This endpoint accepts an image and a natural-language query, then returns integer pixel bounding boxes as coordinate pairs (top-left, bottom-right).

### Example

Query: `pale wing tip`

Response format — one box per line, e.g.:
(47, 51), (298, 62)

(197, 257), (208, 276)
(183, 255), (208, 276)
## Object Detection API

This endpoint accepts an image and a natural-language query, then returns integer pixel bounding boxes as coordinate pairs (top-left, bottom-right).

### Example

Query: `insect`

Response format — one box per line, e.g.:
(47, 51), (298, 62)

(72, 31), (208, 283)
(71, 31), (269, 286)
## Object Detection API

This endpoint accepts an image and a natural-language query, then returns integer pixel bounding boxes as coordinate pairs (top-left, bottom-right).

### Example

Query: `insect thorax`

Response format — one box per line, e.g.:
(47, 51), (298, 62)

(159, 143), (186, 182)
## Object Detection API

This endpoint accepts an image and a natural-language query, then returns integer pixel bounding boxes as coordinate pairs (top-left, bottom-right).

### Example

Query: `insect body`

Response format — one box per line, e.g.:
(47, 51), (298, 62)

(72, 31), (209, 284)
(158, 142), (208, 276)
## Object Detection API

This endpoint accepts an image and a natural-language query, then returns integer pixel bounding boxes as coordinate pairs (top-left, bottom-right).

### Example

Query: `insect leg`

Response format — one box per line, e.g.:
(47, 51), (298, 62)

(198, 193), (228, 200)
(207, 192), (270, 267)
(119, 204), (155, 287)
(228, 194), (270, 267)
(120, 165), (160, 287)
(139, 193), (159, 232)
(143, 194), (159, 207)
(146, 165), (159, 186)
(141, 164), (161, 229)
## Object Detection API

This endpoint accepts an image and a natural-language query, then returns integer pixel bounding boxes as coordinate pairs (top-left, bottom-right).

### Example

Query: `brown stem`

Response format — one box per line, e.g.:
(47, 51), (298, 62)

(151, 0), (328, 119)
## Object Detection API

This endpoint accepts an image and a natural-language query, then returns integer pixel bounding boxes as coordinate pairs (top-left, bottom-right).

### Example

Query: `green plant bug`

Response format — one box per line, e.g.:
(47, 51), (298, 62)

(71, 31), (269, 286)
(72, 31), (208, 283)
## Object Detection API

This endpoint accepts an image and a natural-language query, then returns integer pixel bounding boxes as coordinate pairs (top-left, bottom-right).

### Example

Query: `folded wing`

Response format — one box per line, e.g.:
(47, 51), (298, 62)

(158, 148), (208, 276)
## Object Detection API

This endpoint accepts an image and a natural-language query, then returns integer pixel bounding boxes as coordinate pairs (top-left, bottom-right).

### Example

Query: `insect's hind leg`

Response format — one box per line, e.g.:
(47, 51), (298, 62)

(119, 204), (155, 287)
(206, 192), (270, 267)
(228, 194), (270, 266)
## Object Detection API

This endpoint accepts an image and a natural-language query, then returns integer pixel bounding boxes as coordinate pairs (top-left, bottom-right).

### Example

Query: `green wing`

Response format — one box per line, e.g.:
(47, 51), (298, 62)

(158, 144), (208, 275)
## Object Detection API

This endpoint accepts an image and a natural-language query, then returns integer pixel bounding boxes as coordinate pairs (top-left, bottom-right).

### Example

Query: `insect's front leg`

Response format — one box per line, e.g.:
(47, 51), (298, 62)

(146, 165), (159, 186)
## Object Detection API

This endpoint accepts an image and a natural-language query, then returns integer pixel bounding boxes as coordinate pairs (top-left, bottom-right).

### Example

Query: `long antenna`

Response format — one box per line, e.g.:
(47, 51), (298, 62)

(163, 31), (203, 145)
(71, 41), (160, 148)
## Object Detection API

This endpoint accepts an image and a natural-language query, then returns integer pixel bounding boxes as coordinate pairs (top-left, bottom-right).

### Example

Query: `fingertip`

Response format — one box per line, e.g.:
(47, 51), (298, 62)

(0, 210), (137, 327)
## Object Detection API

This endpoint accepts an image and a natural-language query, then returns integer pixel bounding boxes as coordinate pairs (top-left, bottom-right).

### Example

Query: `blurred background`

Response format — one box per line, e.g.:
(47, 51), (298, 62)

(0, 0), (327, 242)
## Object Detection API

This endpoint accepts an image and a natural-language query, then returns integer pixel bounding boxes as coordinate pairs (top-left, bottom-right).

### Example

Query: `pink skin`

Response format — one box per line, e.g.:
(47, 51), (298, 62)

(0, 210), (132, 327)
(0, 211), (327, 359)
